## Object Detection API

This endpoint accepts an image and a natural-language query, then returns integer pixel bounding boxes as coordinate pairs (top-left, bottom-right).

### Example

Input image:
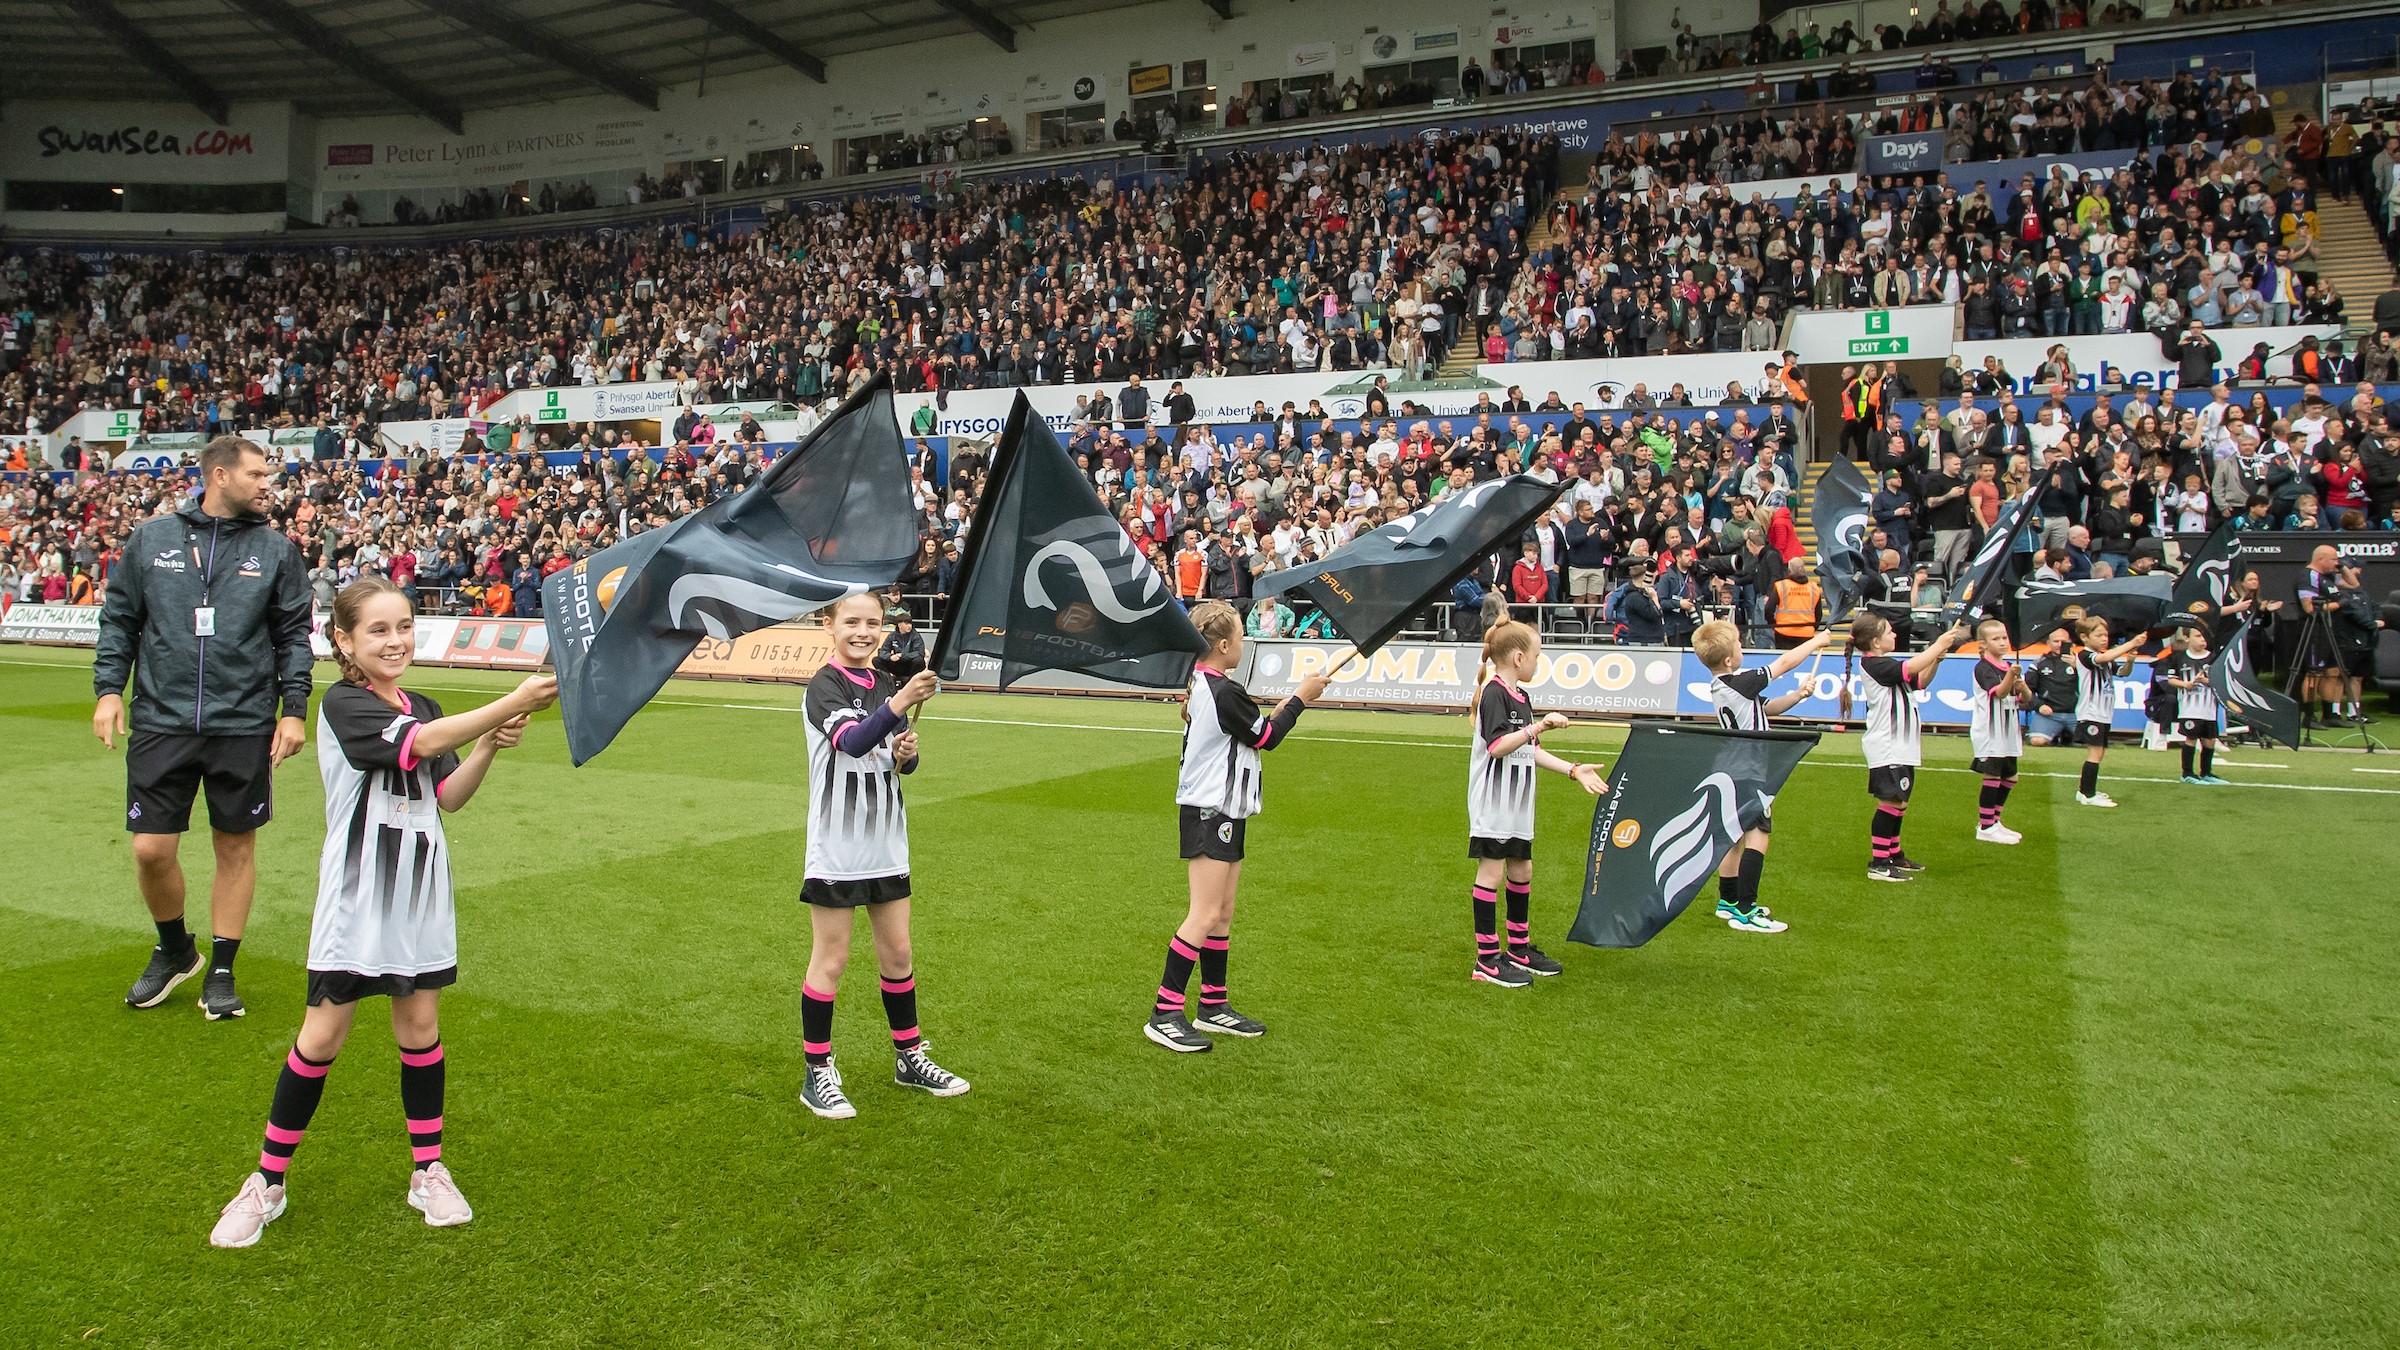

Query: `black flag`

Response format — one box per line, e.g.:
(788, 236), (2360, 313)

(1254, 474), (1564, 656)
(1941, 487), (2037, 626)
(1810, 457), (1875, 619)
(542, 375), (915, 764)
(1569, 722), (1820, 949)
(2012, 574), (2173, 644)
(2211, 618), (2303, 750)
(931, 394), (1205, 689)
(2171, 518), (2240, 625)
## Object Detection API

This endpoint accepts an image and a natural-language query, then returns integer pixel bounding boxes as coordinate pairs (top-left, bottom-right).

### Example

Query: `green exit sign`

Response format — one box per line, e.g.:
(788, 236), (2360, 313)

(1864, 311), (1892, 335)
(1849, 336), (1909, 356)
(537, 408), (568, 421)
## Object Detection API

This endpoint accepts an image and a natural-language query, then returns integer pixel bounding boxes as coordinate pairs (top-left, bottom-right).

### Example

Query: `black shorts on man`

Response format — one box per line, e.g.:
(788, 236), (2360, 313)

(1180, 804), (1246, 861)
(125, 730), (273, 834)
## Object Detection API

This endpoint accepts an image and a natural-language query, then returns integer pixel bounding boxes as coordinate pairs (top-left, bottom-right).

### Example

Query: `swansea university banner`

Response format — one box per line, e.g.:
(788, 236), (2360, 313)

(931, 394), (1205, 689)
(1941, 488), (2037, 627)
(1256, 474), (1564, 655)
(543, 375), (916, 764)
(1569, 722), (1820, 949)
(2211, 618), (2303, 750)
(1810, 457), (1874, 619)
(2012, 574), (2173, 644)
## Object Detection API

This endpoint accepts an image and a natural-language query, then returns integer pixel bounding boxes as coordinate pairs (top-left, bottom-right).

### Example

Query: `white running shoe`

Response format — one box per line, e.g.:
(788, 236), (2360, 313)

(406, 1161), (473, 1227)
(1975, 824), (2023, 844)
(2075, 792), (2117, 808)
(208, 1173), (286, 1249)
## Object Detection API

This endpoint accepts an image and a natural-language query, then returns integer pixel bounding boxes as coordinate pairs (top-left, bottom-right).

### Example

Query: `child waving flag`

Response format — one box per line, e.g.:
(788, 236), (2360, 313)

(797, 594), (968, 1120)
(1696, 620), (1834, 929)
(210, 578), (557, 1249)
(1144, 601), (1328, 1053)
(1464, 620), (1607, 985)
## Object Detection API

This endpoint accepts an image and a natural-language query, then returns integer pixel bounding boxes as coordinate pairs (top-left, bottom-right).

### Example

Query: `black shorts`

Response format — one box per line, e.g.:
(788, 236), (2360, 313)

(1179, 804), (1247, 862)
(1468, 835), (1534, 860)
(802, 874), (912, 908)
(1971, 756), (2020, 780)
(1751, 810), (1773, 836)
(1867, 765), (1916, 803)
(2175, 719), (2220, 741)
(125, 730), (273, 835)
(2338, 648), (2371, 678)
(2077, 721), (2112, 749)
(306, 966), (457, 1006)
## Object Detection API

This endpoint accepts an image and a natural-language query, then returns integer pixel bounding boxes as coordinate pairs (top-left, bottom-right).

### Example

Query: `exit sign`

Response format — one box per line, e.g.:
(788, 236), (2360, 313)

(1849, 336), (1909, 356)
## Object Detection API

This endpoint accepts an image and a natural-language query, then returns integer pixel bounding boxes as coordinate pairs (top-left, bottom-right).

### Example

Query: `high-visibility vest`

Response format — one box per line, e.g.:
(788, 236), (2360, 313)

(1772, 577), (1821, 638)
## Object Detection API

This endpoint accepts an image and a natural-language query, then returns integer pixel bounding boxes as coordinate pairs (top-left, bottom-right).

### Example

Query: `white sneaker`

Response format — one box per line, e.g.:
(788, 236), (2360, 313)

(406, 1161), (473, 1227)
(1975, 824), (2023, 844)
(2075, 792), (2117, 808)
(1725, 908), (1789, 934)
(208, 1173), (286, 1249)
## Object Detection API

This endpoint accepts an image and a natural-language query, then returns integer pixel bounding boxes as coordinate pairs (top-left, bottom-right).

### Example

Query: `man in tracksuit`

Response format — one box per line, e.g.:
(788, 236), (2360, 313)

(94, 437), (313, 1020)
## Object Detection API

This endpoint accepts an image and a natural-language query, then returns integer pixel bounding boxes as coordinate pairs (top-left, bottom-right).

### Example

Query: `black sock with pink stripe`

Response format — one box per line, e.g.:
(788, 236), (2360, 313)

(1198, 936), (1230, 1008)
(802, 984), (836, 1066)
(1156, 936), (1199, 1016)
(1472, 885), (1500, 963)
(1505, 880), (1533, 956)
(881, 973), (921, 1051)
(256, 1047), (334, 1185)
(1871, 802), (1906, 862)
(399, 1041), (445, 1172)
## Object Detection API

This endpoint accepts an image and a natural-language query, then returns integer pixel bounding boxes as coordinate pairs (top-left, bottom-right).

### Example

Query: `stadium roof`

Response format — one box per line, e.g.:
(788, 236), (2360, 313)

(10, 0), (1160, 131)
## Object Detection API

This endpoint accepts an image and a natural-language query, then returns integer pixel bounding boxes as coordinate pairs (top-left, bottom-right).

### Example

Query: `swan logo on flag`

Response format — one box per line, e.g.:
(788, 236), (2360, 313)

(666, 565), (864, 639)
(1650, 772), (1741, 903)
(2189, 557), (2230, 612)
(1023, 520), (1170, 627)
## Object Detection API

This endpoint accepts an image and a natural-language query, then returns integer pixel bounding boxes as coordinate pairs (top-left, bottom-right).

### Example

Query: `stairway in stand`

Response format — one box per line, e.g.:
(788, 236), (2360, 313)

(1433, 197), (1565, 379)
(2316, 195), (2396, 346)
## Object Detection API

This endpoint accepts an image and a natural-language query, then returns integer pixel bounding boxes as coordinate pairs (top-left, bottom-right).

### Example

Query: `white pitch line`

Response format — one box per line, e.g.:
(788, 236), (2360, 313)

(894, 712), (2400, 796)
(2355, 768), (2400, 776)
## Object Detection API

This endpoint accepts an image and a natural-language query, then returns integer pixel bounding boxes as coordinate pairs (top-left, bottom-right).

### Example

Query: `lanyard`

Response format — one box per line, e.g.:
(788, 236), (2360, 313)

(192, 519), (225, 604)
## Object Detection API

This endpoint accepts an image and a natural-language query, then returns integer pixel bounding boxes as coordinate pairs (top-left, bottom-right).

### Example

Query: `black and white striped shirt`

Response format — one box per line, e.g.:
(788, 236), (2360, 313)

(1859, 654), (1923, 768)
(1469, 680), (1539, 841)
(2074, 649), (2117, 725)
(310, 683), (461, 977)
(1178, 666), (1283, 819)
(1710, 668), (1774, 732)
(804, 664), (911, 881)
(1971, 656), (2024, 758)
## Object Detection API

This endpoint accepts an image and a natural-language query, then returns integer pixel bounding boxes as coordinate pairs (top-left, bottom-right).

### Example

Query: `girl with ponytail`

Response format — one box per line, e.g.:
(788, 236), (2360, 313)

(1465, 619), (1606, 987)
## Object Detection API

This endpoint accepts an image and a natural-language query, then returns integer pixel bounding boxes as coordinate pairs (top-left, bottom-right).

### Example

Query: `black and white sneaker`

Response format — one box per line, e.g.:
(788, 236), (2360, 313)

(800, 1059), (856, 1119)
(1509, 944), (1563, 977)
(1142, 1012), (1213, 1053)
(1889, 853), (1926, 873)
(197, 970), (246, 1020)
(1192, 1005), (1267, 1037)
(126, 944), (202, 1009)
(894, 1044), (971, 1096)
(1867, 861), (1914, 883)
(1472, 955), (1533, 988)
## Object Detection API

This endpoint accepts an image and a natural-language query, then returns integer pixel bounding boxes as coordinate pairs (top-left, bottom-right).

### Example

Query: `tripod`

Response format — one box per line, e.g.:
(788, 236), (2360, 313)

(2284, 605), (2386, 753)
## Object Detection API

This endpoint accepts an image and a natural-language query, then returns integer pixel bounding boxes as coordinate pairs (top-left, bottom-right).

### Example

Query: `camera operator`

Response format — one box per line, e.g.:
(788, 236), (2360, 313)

(2306, 558), (2382, 726)
(1615, 558), (1668, 645)
(2294, 545), (2364, 727)
(2025, 625), (2080, 746)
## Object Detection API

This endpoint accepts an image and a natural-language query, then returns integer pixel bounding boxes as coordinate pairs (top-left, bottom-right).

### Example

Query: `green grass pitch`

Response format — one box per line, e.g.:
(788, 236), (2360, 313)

(2, 643), (2396, 1348)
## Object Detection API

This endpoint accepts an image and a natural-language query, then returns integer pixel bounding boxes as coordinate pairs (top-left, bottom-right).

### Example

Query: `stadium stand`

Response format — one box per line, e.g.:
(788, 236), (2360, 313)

(4, 4), (2398, 650)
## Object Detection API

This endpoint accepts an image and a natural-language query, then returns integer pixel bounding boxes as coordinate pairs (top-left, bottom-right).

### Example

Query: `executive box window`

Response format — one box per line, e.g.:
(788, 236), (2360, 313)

(4, 180), (286, 213)
(1032, 103), (1108, 151)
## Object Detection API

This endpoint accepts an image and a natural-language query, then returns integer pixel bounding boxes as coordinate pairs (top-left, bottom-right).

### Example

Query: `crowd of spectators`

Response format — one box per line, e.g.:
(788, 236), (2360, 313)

(0, 128), (1553, 453)
(1480, 70), (2380, 364)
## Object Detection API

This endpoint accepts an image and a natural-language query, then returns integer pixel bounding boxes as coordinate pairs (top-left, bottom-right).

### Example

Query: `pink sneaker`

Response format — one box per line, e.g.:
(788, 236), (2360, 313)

(406, 1161), (473, 1227)
(208, 1173), (286, 1249)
